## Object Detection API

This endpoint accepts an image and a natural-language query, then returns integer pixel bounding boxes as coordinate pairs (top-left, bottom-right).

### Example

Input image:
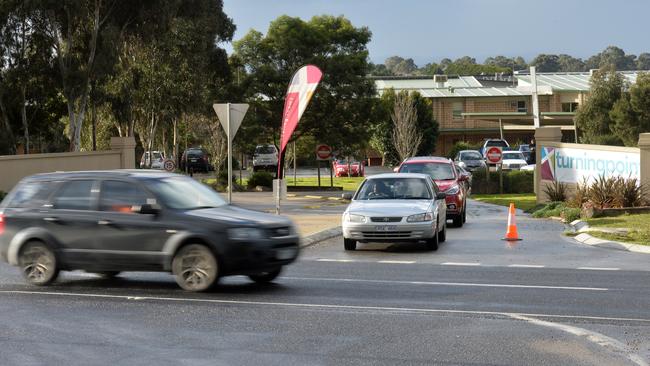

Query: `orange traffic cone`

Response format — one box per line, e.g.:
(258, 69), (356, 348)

(502, 203), (522, 241)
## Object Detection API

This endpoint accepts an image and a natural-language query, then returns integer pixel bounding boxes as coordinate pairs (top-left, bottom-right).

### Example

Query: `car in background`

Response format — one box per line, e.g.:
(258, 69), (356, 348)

(341, 173), (447, 251)
(179, 148), (212, 173)
(518, 144), (535, 164)
(253, 144), (279, 174)
(140, 151), (166, 169)
(521, 164), (535, 171)
(454, 163), (472, 195)
(397, 157), (468, 227)
(501, 151), (529, 170)
(480, 139), (509, 161)
(0, 170), (299, 292)
(333, 159), (365, 177)
(453, 150), (486, 172)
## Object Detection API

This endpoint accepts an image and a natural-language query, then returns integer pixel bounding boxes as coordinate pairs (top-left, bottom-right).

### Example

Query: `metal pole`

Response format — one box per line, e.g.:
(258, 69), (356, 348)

(293, 141), (297, 186)
(499, 163), (504, 194)
(499, 118), (504, 140)
(330, 158), (333, 188)
(317, 160), (321, 187)
(227, 103), (232, 204)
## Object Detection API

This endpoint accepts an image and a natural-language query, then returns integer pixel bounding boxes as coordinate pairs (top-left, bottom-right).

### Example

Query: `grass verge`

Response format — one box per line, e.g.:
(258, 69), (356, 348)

(585, 213), (650, 246)
(471, 193), (537, 212)
(284, 176), (364, 191)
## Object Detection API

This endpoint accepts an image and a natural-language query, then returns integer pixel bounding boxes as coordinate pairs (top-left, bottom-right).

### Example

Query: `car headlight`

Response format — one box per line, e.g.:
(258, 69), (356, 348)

(407, 212), (433, 222)
(458, 162), (466, 168)
(345, 213), (366, 223)
(445, 184), (460, 195)
(228, 227), (264, 240)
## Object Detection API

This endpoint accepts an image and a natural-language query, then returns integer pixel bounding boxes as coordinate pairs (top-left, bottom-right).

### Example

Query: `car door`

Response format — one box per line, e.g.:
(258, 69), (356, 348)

(430, 180), (446, 224)
(94, 179), (173, 269)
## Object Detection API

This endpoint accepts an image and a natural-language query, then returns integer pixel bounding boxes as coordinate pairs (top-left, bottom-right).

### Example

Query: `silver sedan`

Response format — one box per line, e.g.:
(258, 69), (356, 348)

(342, 173), (447, 251)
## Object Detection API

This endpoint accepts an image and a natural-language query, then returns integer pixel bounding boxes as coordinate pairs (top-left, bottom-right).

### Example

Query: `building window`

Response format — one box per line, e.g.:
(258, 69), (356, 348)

(452, 102), (463, 120)
(562, 102), (579, 112)
(517, 100), (527, 113)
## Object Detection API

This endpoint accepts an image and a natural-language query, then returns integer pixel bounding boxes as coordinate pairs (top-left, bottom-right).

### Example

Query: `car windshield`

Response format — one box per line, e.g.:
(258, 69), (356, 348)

(356, 178), (431, 200)
(147, 176), (226, 210)
(187, 150), (203, 158)
(152, 152), (163, 160)
(486, 140), (508, 148)
(399, 163), (456, 180)
(461, 151), (482, 160)
(519, 145), (530, 151)
(503, 152), (525, 160)
(255, 146), (276, 154)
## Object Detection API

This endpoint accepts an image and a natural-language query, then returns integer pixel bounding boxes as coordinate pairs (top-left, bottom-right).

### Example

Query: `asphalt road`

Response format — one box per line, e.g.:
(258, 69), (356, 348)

(0, 200), (649, 365)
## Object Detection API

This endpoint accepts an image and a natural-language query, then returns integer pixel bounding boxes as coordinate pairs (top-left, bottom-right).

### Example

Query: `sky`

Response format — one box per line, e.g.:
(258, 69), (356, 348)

(222, 0), (649, 66)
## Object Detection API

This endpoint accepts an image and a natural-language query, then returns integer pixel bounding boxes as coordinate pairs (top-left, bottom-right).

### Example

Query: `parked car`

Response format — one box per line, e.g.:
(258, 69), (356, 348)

(0, 171), (300, 292)
(518, 144), (535, 164)
(397, 157), (468, 227)
(453, 150), (486, 172)
(253, 144), (279, 174)
(179, 148), (212, 173)
(501, 151), (529, 170)
(333, 159), (365, 177)
(480, 139), (510, 162)
(454, 163), (472, 195)
(140, 151), (166, 169)
(341, 173), (447, 251)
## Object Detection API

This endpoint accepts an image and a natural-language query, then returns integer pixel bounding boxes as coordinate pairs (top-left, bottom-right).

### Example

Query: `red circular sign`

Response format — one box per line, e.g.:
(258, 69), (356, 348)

(486, 146), (503, 164)
(316, 144), (332, 160)
(163, 159), (176, 172)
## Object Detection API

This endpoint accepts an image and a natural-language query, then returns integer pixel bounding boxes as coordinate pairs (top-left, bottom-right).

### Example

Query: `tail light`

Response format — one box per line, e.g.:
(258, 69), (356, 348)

(0, 214), (5, 235)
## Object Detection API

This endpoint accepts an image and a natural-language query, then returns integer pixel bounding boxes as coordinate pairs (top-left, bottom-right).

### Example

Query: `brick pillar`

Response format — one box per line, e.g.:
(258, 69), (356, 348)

(110, 136), (137, 169)
(639, 133), (650, 204)
(534, 127), (562, 204)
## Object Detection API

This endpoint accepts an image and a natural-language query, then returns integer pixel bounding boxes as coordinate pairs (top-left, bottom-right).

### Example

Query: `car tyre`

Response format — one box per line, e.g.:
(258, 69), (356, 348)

(248, 268), (282, 283)
(452, 214), (464, 228)
(425, 227), (439, 251)
(172, 244), (219, 292)
(344, 238), (357, 251)
(18, 241), (59, 286)
(462, 205), (467, 223)
(439, 222), (447, 243)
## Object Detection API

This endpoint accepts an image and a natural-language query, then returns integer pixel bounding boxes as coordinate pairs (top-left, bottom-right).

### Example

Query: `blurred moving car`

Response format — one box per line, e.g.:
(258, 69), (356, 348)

(140, 151), (166, 169)
(397, 157), (468, 227)
(333, 159), (365, 177)
(341, 173), (447, 251)
(253, 144), (279, 174)
(501, 151), (529, 170)
(179, 148), (212, 173)
(453, 150), (486, 172)
(518, 144), (535, 164)
(0, 171), (299, 292)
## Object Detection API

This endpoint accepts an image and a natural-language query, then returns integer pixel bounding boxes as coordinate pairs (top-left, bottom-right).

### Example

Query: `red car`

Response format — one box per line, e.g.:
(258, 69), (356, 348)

(333, 159), (365, 177)
(397, 157), (468, 227)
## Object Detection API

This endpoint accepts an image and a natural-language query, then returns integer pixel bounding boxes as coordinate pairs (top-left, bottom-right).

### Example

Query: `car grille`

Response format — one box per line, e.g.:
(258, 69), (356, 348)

(361, 231), (412, 238)
(268, 226), (291, 238)
(508, 164), (522, 169)
(369, 217), (402, 223)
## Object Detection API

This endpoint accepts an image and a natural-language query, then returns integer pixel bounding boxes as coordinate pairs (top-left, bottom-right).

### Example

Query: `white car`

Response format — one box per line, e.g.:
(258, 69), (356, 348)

(521, 164), (535, 171)
(501, 151), (528, 170)
(253, 144), (279, 174)
(140, 151), (166, 169)
(341, 173), (447, 251)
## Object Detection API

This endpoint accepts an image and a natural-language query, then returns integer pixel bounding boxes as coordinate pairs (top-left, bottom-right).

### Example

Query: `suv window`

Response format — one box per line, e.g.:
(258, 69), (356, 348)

(486, 140), (508, 148)
(255, 146), (276, 154)
(5, 181), (56, 208)
(53, 180), (95, 210)
(100, 180), (149, 213)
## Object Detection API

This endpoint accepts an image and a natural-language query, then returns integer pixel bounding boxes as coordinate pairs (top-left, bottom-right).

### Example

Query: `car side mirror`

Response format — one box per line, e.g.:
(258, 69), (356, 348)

(135, 203), (161, 215)
(341, 193), (353, 200)
(393, 167), (399, 173)
(459, 174), (469, 182)
(436, 192), (447, 200)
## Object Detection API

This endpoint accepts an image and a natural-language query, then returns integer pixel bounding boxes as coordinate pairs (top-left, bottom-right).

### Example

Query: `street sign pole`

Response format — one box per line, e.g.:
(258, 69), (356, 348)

(227, 103), (232, 203)
(213, 103), (249, 204)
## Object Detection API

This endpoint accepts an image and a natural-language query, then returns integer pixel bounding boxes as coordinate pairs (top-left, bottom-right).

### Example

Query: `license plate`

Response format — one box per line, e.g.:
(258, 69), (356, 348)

(190, 159), (197, 162)
(375, 225), (397, 231)
(276, 248), (296, 260)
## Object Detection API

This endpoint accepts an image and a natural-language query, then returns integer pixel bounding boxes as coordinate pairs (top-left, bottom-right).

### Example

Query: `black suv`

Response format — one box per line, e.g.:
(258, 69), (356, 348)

(179, 148), (212, 173)
(0, 171), (299, 291)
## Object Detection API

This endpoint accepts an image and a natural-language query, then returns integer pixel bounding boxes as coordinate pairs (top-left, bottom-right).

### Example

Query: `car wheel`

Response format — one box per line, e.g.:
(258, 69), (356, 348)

(92, 271), (120, 279)
(172, 244), (219, 292)
(462, 205), (467, 223)
(18, 241), (59, 286)
(425, 226), (439, 251)
(248, 268), (282, 283)
(439, 222), (447, 243)
(344, 238), (357, 251)
(452, 215), (464, 228)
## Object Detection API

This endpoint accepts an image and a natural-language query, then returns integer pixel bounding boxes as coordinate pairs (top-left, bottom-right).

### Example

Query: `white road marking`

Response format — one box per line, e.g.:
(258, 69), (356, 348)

(316, 259), (356, 263)
(283, 276), (608, 291)
(441, 262), (481, 266)
(508, 264), (545, 268)
(377, 260), (416, 264)
(1, 290), (647, 324)
(578, 267), (620, 271)
(511, 314), (649, 366)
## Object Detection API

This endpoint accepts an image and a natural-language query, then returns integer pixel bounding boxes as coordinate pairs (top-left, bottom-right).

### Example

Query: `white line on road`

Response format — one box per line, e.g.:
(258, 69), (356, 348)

(377, 260), (416, 264)
(508, 264), (546, 268)
(577, 267), (620, 271)
(441, 262), (481, 266)
(316, 259), (356, 263)
(282, 276), (607, 291)
(2, 290), (648, 324)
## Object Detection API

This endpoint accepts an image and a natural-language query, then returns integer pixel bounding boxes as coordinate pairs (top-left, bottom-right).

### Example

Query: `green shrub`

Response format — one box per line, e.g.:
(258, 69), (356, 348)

(588, 175), (617, 208)
(543, 180), (567, 202)
(613, 177), (645, 208)
(531, 201), (581, 222)
(560, 207), (581, 223)
(470, 169), (533, 194)
(568, 178), (589, 208)
(247, 171), (274, 188)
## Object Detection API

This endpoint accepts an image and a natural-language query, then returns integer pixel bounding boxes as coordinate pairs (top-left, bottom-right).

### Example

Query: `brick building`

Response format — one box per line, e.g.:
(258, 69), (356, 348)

(373, 71), (640, 156)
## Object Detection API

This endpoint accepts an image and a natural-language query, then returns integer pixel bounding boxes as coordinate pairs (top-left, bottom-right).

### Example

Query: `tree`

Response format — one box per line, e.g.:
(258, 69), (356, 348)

(530, 54), (560, 72)
(484, 55), (527, 71)
(391, 92), (421, 161)
(368, 62), (393, 76)
(586, 46), (636, 71)
(418, 62), (442, 75)
(637, 53), (650, 70)
(557, 54), (585, 72)
(575, 67), (625, 145)
(610, 73), (650, 146)
(384, 56), (404, 73)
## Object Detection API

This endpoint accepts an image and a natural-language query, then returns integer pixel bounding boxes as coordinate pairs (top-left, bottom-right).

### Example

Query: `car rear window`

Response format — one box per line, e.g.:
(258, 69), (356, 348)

(255, 146), (276, 154)
(399, 163), (456, 180)
(4, 181), (56, 208)
(503, 152), (525, 160)
(486, 140), (508, 148)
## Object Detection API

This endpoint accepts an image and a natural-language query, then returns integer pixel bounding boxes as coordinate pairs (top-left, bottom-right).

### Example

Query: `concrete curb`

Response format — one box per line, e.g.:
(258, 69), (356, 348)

(569, 220), (650, 254)
(301, 226), (342, 248)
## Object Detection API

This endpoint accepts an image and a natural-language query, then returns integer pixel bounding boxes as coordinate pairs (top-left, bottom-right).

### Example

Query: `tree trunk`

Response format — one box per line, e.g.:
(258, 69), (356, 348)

(20, 85), (29, 154)
(0, 94), (16, 154)
(91, 93), (97, 151)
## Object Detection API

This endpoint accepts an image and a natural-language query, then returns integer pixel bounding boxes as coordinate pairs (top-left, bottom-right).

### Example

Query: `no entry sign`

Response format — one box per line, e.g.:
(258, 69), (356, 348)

(316, 144), (332, 160)
(486, 146), (503, 164)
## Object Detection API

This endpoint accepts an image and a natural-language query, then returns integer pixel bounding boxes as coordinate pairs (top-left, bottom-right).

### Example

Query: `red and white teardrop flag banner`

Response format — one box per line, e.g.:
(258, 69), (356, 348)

(277, 65), (323, 177)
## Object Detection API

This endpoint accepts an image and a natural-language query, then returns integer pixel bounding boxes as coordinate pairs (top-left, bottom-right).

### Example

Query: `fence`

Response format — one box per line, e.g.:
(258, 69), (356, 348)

(0, 137), (136, 193)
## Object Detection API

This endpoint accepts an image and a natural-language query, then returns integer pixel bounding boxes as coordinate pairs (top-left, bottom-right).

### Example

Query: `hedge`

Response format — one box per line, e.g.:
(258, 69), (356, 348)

(470, 169), (533, 194)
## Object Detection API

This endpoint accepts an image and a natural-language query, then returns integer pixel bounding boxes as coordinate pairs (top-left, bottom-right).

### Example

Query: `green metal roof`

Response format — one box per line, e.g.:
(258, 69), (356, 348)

(516, 71), (640, 92)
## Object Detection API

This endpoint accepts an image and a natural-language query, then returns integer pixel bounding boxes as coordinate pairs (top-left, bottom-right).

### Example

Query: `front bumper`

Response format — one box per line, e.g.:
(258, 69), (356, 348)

(222, 235), (300, 274)
(343, 221), (436, 242)
(445, 195), (464, 216)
